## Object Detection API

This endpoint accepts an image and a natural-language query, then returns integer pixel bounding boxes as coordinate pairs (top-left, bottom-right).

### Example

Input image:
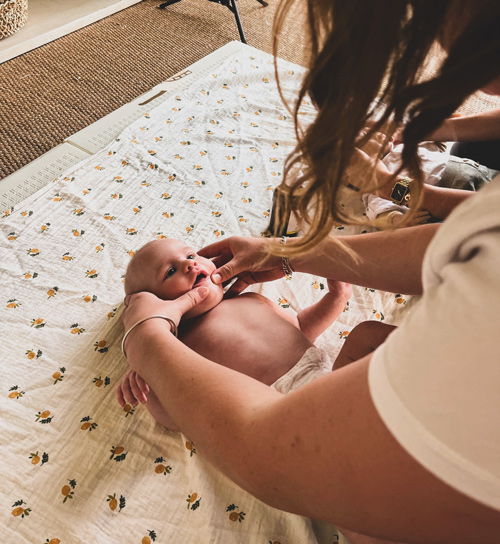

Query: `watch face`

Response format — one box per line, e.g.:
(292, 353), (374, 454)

(391, 182), (407, 202)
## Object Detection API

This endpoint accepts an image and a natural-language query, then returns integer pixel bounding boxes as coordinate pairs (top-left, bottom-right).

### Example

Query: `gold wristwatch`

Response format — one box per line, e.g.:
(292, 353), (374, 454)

(390, 176), (412, 206)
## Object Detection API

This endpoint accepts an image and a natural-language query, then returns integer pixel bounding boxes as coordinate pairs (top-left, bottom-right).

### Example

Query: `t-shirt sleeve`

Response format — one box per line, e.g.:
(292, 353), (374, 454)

(368, 179), (500, 510)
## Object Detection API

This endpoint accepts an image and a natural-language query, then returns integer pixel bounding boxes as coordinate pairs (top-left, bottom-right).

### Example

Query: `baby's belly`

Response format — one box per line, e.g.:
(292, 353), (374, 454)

(182, 306), (314, 386)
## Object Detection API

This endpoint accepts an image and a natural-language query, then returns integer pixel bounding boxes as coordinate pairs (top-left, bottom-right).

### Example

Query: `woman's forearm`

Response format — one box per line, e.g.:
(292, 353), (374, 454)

(290, 223), (439, 295)
(126, 319), (284, 494)
(421, 184), (472, 219)
(430, 108), (500, 142)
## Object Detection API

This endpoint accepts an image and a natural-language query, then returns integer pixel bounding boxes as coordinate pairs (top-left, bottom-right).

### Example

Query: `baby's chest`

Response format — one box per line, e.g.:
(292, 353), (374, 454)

(182, 299), (285, 360)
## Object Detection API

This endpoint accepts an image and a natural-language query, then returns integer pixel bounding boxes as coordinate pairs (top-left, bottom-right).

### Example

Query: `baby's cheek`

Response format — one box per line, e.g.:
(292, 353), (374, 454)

(184, 287), (222, 319)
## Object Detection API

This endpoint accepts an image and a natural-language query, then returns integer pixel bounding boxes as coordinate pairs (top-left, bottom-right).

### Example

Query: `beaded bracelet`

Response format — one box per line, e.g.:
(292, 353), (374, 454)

(121, 315), (178, 358)
(280, 236), (294, 278)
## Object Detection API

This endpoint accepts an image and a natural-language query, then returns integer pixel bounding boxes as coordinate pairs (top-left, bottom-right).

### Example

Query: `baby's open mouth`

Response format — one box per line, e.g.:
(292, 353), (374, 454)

(193, 272), (207, 288)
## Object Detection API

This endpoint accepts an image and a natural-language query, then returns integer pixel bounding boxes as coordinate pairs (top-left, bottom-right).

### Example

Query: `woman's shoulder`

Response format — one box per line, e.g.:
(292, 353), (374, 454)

(442, 173), (500, 229)
(423, 175), (500, 285)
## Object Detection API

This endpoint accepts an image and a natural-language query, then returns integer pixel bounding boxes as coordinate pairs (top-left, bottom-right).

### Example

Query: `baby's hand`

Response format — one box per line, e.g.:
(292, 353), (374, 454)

(358, 130), (392, 158)
(326, 279), (353, 302)
(116, 370), (150, 407)
(116, 369), (181, 431)
(411, 209), (432, 225)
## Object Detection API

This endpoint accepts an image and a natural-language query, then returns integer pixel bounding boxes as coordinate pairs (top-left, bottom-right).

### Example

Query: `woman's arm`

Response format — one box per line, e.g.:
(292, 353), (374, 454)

(291, 224), (438, 295)
(200, 224), (438, 298)
(124, 317), (500, 542)
(420, 183), (472, 219)
(353, 147), (473, 220)
(429, 108), (500, 142)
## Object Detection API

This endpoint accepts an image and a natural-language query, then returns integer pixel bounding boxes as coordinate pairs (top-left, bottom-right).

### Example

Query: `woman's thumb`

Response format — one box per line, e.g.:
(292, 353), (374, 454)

(179, 286), (209, 314)
(212, 261), (236, 285)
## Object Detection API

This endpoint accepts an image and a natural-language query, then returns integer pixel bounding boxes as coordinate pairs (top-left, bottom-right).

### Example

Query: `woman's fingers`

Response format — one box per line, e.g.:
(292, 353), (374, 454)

(200, 236), (261, 285)
(199, 239), (238, 284)
(211, 260), (238, 285)
(197, 238), (229, 259)
(174, 286), (210, 316)
(414, 210), (431, 225)
(224, 276), (252, 298)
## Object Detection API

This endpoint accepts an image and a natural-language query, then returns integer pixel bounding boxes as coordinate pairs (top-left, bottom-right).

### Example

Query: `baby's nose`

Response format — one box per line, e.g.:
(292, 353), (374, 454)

(185, 259), (197, 271)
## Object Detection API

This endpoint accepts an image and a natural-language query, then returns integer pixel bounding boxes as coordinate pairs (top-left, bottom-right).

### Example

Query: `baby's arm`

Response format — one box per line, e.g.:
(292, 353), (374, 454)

(251, 280), (351, 342)
(270, 281), (352, 342)
(295, 280), (352, 342)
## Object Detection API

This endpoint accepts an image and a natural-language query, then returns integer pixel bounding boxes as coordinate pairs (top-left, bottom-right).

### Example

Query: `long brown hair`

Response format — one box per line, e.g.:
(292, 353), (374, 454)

(271, 0), (500, 257)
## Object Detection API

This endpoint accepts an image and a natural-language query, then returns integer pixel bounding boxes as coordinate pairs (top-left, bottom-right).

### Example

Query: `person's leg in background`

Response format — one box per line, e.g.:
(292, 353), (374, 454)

(450, 139), (500, 171)
(438, 153), (500, 191)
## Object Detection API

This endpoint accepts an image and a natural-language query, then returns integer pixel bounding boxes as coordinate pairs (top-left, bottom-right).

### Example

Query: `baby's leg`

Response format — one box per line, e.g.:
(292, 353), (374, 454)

(333, 321), (396, 371)
(339, 526), (405, 544)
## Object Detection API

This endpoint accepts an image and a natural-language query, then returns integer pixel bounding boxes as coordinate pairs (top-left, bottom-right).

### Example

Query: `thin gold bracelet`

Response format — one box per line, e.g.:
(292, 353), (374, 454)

(121, 315), (178, 358)
(280, 236), (294, 278)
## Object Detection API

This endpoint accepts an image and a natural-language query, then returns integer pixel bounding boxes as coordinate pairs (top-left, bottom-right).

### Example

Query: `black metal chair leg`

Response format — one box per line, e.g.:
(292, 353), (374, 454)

(158, 0), (266, 43)
(159, 0), (182, 9)
(228, 0), (247, 44)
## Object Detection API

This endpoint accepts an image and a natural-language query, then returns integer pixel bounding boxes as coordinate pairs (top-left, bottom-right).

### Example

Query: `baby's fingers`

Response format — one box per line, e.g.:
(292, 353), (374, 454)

(116, 382), (127, 407)
(129, 371), (148, 404)
(116, 371), (144, 406)
(414, 210), (431, 225)
(134, 373), (150, 397)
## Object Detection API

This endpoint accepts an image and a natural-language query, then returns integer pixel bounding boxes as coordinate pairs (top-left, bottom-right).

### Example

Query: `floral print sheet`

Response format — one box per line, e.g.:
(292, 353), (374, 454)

(0, 47), (415, 544)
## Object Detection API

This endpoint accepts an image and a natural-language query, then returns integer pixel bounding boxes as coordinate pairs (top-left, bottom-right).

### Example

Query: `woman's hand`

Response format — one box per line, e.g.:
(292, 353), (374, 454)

(122, 288), (209, 353)
(198, 236), (284, 297)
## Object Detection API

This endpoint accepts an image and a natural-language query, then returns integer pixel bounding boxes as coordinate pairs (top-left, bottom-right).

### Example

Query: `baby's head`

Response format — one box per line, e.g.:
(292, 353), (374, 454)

(125, 238), (224, 319)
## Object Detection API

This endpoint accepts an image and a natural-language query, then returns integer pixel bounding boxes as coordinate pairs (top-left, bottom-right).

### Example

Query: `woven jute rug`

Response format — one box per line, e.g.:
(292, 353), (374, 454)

(0, 0), (498, 180)
(0, 0), (307, 179)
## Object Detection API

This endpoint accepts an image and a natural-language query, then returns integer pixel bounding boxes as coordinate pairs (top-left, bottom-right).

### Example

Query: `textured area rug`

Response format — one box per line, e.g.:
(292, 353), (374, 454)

(0, 0), (498, 180)
(0, 0), (307, 179)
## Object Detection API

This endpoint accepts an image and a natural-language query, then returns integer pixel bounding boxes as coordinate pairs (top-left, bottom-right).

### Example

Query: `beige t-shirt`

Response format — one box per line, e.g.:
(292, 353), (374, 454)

(369, 175), (500, 510)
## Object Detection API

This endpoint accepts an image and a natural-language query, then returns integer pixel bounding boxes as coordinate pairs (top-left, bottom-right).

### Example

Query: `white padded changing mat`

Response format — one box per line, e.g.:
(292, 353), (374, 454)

(0, 43), (415, 544)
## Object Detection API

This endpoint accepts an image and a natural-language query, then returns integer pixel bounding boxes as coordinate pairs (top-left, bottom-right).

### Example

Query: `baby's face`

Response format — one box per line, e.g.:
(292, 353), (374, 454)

(126, 239), (223, 319)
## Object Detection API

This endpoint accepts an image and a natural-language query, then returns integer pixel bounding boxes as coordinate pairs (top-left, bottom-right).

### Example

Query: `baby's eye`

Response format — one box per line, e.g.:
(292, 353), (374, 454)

(187, 254), (195, 260)
(166, 267), (176, 278)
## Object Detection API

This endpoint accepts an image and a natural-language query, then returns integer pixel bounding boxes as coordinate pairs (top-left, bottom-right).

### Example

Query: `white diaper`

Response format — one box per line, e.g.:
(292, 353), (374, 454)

(271, 347), (333, 395)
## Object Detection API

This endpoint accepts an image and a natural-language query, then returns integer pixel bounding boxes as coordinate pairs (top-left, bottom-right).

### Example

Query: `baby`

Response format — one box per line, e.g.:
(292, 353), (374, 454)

(117, 237), (352, 429)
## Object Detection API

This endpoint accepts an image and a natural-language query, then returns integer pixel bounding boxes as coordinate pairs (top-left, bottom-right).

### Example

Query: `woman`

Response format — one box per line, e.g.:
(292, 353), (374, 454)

(121, 1), (500, 540)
